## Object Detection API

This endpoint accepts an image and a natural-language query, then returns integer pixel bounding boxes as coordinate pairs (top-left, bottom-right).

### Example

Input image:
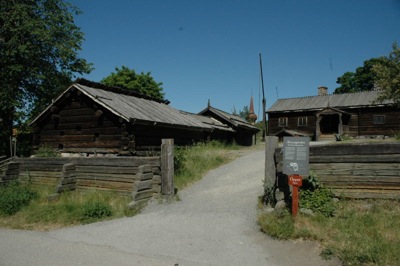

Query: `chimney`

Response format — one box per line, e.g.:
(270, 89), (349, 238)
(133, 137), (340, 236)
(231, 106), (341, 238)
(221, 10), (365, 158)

(318, 86), (328, 96)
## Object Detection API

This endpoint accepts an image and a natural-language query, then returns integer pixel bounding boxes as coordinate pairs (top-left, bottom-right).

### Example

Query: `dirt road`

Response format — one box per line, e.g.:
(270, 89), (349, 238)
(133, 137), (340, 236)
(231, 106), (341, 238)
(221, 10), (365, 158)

(0, 147), (340, 266)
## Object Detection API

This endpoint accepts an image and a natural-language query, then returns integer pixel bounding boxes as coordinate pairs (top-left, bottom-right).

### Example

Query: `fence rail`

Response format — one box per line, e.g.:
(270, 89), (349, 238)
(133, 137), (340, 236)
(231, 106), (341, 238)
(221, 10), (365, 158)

(274, 142), (400, 199)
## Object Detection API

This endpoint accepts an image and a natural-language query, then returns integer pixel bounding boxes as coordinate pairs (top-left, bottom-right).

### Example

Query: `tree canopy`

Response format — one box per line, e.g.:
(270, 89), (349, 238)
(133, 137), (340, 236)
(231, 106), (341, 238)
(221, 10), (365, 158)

(372, 43), (400, 105)
(334, 58), (385, 94)
(100, 66), (165, 100)
(334, 43), (400, 106)
(0, 0), (92, 156)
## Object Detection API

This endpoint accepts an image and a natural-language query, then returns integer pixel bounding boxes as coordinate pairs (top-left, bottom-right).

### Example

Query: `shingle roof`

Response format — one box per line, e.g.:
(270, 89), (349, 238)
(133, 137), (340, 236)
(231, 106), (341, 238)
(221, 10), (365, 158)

(30, 80), (234, 133)
(198, 106), (260, 131)
(268, 90), (394, 113)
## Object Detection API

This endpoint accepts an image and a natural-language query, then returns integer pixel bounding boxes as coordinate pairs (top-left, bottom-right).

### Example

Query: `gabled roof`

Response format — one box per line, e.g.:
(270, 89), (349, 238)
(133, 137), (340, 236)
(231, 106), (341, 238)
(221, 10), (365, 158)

(268, 90), (394, 113)
(198, 105), (260, 132)
(30, 80), (230, 132)
(180, 111), (235, 132)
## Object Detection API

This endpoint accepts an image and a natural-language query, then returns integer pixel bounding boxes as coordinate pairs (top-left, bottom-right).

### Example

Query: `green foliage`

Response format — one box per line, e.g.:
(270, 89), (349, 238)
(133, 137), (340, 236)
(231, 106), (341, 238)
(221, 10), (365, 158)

(101, 66), (165, 100)
(0, 0), (93, 156)
(373, 42), (400, 106)
(174, 141), (239, 189)
(334, 58), (385, 94)
(81, 201), (112, 222)
(35, 145), (60, 157)
(174, 146), (188, 174)
(299, 173), (337, 217)
(258, 209), (294, 239)
(0, 182), (38, 216)
(259, 200), (400, 265)
(300, 188), (337, 217)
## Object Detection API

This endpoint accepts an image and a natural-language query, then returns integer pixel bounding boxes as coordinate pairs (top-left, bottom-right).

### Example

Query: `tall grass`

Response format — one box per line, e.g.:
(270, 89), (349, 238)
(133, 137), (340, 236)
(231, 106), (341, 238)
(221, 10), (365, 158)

(0, 184), (136, 231)
(259, 199), (400, 265)
(174, 140), (240, 189)
(0, 140), (243, 230)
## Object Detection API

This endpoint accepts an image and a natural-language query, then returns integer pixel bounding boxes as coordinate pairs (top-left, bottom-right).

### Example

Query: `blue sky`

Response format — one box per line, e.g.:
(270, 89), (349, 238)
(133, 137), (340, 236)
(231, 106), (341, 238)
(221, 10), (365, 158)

(69, 0), (400, 117)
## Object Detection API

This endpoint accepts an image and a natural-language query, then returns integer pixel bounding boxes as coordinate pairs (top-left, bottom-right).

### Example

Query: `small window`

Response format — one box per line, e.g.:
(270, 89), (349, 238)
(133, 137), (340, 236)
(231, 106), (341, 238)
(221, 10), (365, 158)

(373, 115), (386, 125)
(278, 117), (288, 127)
(58, 144), (64, 150)
(298, 117), (307, 126)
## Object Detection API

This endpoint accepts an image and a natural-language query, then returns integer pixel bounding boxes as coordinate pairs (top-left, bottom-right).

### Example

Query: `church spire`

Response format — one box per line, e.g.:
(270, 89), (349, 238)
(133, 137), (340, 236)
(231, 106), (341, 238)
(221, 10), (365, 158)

(247, 96), (257, 124)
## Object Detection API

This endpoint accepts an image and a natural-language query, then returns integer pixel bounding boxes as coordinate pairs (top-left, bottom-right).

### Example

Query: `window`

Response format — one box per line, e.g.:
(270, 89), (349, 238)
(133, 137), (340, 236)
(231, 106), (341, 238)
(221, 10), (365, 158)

(278, 117), (288, 127)
(373, 115), (386, 125)
(298, 117), (307, 126)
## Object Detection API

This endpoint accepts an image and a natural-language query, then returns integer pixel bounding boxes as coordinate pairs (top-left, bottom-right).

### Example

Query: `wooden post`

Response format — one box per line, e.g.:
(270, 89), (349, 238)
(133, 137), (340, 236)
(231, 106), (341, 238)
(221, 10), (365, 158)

(265, 136), (278, 190)
(161, 139), (174, 195)
(288, 174), (302, 217)
(292, 184), (299, 217)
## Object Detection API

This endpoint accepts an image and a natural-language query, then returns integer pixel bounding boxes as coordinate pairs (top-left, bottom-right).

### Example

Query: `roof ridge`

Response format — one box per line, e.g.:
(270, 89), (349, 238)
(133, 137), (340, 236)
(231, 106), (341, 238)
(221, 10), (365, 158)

(75, 78), (170, 104)
(277, 89), (379, 101)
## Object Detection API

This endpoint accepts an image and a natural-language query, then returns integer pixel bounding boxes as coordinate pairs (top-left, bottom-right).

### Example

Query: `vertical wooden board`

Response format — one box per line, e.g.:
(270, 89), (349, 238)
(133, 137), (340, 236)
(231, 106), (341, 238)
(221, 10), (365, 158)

(265, 136), (278, 188)
(161, 139), (174, 195)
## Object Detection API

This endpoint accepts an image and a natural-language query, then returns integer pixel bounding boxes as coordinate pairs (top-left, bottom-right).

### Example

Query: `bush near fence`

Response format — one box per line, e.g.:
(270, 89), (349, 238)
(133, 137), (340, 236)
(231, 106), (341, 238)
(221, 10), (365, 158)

(274, 142), (400, 199)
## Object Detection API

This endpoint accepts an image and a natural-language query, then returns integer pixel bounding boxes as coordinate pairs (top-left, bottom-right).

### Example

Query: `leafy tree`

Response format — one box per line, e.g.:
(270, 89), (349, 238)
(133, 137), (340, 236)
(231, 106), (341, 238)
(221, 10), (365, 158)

(334, 58), (385, 94)
(101, 66), (165, 100)
(372, 43), (400, 106)
(239, 106), (250, 121)
(0, 0), (92, 156)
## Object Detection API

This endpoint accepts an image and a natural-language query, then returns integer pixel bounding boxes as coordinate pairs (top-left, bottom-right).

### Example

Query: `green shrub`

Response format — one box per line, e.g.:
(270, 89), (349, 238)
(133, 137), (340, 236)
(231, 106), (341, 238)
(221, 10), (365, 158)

(81, 201), (112, 222)
(298, 173), (337, 217)
(0, 181), (38, 216)
(35, 145), (60, 157)
(174, 146), (187, 174)
(300, 187), (337, 217)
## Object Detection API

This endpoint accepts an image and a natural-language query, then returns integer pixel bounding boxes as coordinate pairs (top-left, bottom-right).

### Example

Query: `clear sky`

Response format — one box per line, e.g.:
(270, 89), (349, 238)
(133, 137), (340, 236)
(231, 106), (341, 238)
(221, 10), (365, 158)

(69, 0), (400, 117)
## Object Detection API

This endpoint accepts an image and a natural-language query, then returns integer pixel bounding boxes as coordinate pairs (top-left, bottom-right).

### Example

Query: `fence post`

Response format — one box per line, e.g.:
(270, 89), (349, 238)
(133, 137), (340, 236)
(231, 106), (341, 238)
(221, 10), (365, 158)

(264, 136), (278, 204)
(161, 139), (174, 195)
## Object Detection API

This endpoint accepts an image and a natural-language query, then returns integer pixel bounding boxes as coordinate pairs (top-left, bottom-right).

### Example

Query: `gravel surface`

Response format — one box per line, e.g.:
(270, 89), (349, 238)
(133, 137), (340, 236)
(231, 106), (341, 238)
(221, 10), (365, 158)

(0, 146), (341, 266)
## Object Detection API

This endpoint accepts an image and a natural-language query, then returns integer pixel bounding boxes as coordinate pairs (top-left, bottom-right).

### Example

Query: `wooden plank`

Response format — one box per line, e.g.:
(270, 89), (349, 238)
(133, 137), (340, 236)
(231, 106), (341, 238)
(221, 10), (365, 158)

(161, 139), (174, 195)
(76, 173), (136, 182)
(76, 165), (138, 174)
(310, 154), (400, 163)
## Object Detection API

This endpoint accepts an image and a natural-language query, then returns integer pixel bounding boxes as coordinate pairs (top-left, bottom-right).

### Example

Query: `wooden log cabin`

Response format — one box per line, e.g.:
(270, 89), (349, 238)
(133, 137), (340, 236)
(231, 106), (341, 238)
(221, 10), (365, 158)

(30, 79), (258, 156)
(267, 86), (399, 141)
(198, 103), (260, 146)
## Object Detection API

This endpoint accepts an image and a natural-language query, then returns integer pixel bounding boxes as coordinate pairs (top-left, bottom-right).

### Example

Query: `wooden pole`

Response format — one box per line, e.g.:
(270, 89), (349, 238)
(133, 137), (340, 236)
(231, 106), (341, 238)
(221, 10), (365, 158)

(161, 139), (174, 195)
(259, 53), (267, 141)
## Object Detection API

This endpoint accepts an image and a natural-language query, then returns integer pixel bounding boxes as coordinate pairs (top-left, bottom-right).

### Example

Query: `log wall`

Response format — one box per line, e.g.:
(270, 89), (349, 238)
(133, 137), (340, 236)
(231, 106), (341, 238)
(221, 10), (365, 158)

(275, 142), (400, 199)
(14, 157), (161, 194)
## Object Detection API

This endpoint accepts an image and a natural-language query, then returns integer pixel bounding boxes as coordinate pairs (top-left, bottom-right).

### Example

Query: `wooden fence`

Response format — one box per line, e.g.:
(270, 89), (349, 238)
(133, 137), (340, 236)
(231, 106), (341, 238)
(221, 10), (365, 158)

(274, 142), (400, 199)
(0, 139), (175, 207)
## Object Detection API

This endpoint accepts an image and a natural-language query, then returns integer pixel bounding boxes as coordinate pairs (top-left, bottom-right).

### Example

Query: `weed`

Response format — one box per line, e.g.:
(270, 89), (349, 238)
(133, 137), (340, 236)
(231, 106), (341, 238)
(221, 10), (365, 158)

(81, 201), (112, 222)
(35, 145), (60, 157)
(0, 181), (38, 216)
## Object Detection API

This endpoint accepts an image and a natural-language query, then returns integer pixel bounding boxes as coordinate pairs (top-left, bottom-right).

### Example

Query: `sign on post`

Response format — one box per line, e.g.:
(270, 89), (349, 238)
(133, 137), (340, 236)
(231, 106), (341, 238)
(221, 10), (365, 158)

(283, 137), (309, 176)
(283, 137), (309, 217)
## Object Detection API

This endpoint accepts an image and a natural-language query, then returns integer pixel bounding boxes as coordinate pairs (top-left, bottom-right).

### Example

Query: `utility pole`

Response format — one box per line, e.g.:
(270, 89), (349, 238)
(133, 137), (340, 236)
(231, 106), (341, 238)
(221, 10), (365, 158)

(259, 53), (267, 142)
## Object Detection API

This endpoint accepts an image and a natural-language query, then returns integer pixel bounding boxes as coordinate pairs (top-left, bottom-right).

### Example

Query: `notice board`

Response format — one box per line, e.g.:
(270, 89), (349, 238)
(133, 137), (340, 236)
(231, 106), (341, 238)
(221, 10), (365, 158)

(283, 137), (309, 176)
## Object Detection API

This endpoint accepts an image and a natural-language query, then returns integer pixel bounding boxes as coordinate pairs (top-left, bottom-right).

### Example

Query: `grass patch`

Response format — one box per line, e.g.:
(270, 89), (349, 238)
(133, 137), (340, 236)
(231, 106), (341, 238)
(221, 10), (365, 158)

(259, 199), (400, 265)
(0, 183), (136, 231)
(174, 140), (241, 189)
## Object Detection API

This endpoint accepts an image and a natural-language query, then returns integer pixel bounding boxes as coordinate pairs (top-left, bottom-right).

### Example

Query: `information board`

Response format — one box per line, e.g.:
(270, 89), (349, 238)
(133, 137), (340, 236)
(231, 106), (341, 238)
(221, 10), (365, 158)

(283, 137), (309, 176)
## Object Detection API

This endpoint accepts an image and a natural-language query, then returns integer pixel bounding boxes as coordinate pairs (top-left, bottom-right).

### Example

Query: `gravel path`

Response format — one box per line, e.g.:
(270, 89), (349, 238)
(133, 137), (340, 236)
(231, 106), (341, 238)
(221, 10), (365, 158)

(0, 147), (341, 266)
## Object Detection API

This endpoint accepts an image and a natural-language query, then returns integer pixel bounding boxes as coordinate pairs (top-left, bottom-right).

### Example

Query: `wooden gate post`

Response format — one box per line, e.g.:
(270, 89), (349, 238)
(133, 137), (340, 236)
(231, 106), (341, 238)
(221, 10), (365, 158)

(263, 136), (279, 205)
(265, 136), (278, 190)
(161, 139), (174, 195)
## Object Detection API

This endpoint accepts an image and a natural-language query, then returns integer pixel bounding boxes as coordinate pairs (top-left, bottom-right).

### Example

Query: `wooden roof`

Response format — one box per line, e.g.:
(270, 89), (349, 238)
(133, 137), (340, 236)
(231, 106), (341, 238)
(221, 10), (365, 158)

(198, 105), (260, 132)
(268, 90), (394, 113)
(30, 80), (234, 133)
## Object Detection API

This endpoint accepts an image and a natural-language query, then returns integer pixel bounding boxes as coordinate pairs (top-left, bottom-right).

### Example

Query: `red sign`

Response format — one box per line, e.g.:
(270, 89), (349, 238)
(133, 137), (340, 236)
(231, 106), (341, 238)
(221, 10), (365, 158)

(288, 175), (302, 187)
